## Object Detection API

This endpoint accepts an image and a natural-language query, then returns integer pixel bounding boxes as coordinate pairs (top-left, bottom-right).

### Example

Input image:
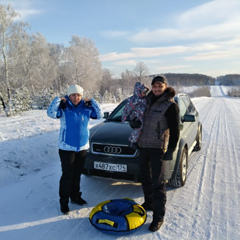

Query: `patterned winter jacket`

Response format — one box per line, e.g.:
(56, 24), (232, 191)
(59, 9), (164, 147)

(47, 96), (102, 152)
(138, 87), (179, 150)
(121, 82), (147, 123)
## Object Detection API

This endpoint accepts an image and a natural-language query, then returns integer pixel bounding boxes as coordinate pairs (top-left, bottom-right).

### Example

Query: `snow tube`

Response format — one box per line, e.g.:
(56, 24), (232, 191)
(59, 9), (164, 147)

(89, 198), (147, 235)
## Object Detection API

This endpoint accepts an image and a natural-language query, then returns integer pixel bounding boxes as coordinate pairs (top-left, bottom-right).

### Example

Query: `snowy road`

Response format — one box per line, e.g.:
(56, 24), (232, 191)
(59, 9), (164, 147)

(165, 87), (240, 240)
(0, 86), (239, 240)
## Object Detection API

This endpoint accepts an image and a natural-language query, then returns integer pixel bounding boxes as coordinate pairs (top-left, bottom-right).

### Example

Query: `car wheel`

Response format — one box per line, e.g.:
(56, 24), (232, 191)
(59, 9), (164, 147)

(193, 125), (202, 151)
(168, 147), (188, 188)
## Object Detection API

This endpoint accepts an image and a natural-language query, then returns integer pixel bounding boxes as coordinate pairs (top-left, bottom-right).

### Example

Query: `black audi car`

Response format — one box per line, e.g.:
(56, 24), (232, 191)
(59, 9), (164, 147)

(84, 93), (202, 188)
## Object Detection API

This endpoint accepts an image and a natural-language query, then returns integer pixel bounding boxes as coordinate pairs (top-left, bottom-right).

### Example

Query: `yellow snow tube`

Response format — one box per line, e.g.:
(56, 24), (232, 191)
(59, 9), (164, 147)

(89, 198), (147, 235)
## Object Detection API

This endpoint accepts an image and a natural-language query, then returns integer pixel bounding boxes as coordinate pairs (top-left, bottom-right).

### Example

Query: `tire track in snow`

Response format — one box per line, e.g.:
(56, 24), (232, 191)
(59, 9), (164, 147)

(206, 98), (235, 239)
(164, 98), (220, 240)
(186, 98), (220, 239)
(210, 98), (240, 239)
(186, 97), (216, 177)
(178, 96), (227, 240)
(186, 97), (240, 240)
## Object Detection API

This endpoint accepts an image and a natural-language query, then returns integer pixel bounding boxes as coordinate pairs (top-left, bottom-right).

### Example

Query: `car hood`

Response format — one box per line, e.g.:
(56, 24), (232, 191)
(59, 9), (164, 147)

(89, 121), (132, 145)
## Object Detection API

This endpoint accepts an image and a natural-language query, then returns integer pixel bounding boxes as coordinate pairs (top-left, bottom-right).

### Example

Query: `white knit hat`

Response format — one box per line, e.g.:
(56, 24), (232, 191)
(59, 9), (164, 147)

(67, 84), (84, 96)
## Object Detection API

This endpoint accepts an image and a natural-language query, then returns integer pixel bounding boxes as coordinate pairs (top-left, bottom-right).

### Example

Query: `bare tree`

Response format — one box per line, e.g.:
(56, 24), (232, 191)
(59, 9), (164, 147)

(0, 4), (28, 101)
(134, 61), (149, 83)
(99, 68), (113, 95)
(121, 69), (135, 95)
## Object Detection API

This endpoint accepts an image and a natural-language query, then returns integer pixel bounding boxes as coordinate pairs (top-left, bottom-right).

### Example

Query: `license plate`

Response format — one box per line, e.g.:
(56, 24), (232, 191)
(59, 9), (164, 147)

(94, 162), (127, 173)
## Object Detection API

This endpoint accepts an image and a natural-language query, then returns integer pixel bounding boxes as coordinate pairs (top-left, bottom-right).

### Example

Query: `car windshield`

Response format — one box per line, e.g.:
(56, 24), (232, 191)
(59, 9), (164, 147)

(106, 95), (185, 122)
(107, 100), (130, 122)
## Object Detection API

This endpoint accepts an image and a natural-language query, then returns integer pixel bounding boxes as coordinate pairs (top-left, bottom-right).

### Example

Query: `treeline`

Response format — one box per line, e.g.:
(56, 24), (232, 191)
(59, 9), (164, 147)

(163, 73), (215, 86)
(227, 86), (240, 97)
(217, 74), (240, 86)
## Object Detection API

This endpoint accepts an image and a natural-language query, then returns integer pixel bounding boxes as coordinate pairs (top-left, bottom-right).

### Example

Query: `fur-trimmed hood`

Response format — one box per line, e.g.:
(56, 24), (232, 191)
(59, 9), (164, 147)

(164, 86), (176, 99)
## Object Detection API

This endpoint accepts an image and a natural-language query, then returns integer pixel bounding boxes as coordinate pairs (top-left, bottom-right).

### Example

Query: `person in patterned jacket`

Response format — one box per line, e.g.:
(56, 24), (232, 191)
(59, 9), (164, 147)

(121, 82), (149, 149)
(47, 84), (102, 214)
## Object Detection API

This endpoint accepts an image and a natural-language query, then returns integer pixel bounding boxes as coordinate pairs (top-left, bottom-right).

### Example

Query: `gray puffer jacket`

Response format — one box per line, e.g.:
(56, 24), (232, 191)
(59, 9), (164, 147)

(138, 87), (178, 150)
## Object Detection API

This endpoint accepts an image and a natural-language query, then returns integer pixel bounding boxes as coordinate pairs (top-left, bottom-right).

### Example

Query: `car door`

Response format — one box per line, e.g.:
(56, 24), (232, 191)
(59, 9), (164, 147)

(182, 96), (198, 146)
(178, 96), (194, 147)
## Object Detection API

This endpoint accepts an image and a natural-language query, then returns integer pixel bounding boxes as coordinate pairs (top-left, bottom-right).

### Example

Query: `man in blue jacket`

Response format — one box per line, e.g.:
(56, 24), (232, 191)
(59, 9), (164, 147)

(47, 84), (102, 214)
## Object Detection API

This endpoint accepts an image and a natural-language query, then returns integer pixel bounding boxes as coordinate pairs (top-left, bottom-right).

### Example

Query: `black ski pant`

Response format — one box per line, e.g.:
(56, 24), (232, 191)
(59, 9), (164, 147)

(139, 147), (166, 222)
(59, 149), (87, 204)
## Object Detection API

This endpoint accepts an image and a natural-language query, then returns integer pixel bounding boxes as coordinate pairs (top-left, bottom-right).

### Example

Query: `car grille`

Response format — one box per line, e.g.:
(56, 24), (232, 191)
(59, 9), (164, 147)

(91, 143), (137, 157)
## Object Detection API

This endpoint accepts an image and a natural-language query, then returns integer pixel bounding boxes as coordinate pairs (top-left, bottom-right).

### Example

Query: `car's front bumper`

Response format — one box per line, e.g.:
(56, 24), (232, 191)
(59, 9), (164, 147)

(84, 152), (140, 182)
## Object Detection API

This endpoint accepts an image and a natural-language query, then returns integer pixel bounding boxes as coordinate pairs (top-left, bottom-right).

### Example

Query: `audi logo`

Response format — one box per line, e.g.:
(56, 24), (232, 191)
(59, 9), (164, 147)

(103, 146), (122, 154)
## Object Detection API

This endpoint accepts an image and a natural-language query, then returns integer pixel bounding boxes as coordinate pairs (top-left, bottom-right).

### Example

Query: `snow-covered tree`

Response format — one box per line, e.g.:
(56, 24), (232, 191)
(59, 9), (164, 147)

(62, 36), (102, 91)
(0, 4), (29, 115)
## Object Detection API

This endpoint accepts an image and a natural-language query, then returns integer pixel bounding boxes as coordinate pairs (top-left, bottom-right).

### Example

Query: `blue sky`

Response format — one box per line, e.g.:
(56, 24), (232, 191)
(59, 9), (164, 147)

(1, 0), (240, 78)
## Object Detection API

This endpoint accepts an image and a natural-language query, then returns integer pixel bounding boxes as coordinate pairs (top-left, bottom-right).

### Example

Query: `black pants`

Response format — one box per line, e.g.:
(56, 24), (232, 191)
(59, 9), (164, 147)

(59, 149), (87, 203)
(139, 147), (166, 222)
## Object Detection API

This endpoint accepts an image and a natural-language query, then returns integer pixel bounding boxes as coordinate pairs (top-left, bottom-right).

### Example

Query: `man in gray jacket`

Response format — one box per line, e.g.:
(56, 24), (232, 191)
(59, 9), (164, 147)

(136, 75), (180, 232)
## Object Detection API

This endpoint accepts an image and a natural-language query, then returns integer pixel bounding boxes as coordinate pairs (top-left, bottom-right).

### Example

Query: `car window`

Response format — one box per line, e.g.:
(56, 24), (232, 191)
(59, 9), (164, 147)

(189, 99), (196, 113)
(179, 98), (188, 119)
(108, 100), (127, 121)
(182, 97), (196, 114)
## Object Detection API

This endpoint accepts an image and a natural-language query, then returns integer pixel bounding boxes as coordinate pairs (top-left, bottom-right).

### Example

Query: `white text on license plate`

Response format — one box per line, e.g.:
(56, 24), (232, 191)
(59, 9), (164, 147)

(94, 162), (127, 172)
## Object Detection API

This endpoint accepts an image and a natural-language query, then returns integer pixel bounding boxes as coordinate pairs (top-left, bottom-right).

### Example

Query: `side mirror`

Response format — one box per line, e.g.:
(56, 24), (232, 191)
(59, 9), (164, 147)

(182, 114), (196, 122)
(103, 112), (109, 119)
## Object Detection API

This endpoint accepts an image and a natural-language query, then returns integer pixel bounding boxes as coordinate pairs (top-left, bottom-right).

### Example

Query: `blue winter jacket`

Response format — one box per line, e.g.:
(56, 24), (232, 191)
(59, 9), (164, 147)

(47, 96), (102, 152)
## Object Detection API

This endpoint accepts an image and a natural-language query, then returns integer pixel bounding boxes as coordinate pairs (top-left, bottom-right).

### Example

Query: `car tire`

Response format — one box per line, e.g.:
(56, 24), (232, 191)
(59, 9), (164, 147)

(193, 125), (202, 151)
(168, 147), (188, 188)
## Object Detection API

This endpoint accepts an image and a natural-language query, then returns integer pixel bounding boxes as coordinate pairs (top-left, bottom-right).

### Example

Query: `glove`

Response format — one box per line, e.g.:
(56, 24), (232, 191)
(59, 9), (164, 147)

(85, 100), (92, 107)
(163, 149), (174, 161)
(130, 118), (142, 129)
(59, 99), (66, 110)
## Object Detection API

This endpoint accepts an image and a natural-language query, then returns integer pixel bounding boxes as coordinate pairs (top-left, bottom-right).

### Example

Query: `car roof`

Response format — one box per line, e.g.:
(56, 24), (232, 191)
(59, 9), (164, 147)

(175, 93), (189, 98)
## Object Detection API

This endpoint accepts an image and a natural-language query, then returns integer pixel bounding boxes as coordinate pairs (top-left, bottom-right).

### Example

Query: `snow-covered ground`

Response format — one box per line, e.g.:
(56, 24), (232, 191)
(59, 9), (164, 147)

(0, 86), (239, 240)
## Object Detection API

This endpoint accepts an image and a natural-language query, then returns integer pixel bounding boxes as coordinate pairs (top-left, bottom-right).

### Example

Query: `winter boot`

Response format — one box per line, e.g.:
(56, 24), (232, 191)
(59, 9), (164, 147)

(148, 219), (164, 232)
(70, 192), (87, 206)
(60, 199), (69, 214)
